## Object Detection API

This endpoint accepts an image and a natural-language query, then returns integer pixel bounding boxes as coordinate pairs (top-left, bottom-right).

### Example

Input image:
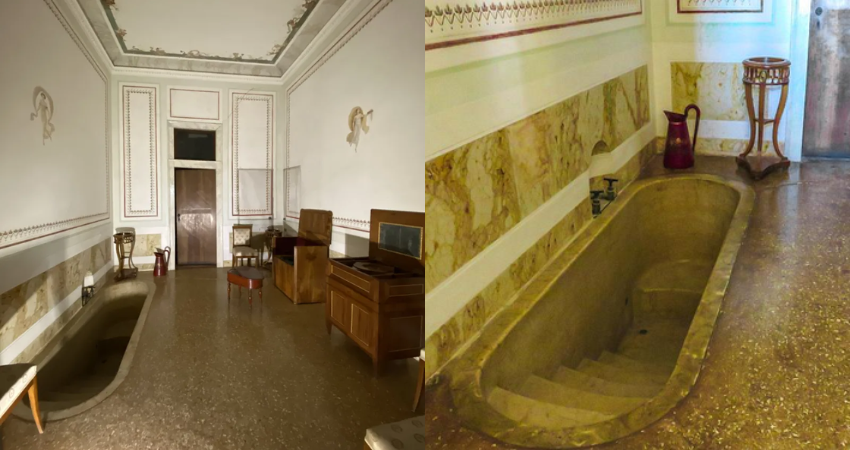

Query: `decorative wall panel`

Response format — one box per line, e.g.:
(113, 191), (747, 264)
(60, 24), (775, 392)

(121, 84), (159, 219)
(230, 90), (274, 217)
(425, 0), (643, 50)
(671, 0), (772, 22)
(0, 0), (109, 251)
(168, 87), (221, 122)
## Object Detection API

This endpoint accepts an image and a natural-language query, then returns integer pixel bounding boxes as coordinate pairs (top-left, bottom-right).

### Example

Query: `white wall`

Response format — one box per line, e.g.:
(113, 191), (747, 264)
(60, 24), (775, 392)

(0, 0), (111, 258)
(284, 0), (424, 256)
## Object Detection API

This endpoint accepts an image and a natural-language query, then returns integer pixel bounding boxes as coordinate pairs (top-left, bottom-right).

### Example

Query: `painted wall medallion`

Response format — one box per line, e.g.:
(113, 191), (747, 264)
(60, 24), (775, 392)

(346, 106), (373, 151)
(30, 86), (55, 144)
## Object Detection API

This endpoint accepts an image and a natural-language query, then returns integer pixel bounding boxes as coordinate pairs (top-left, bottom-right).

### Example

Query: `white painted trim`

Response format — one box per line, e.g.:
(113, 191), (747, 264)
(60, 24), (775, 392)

(426, 44), (651, 160)
(0, 261), (113, 364)
(425, 15), (645, 73)
(589, 124), (655, 177)
(426, 171), (589, 338)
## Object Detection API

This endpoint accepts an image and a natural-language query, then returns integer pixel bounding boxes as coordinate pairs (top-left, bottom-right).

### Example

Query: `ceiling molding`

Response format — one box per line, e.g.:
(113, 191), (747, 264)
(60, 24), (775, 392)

(71, 0), (346, 79)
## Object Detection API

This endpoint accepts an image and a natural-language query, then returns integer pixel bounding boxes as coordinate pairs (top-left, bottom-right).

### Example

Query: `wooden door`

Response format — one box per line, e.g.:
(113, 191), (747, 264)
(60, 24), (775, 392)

(175, 169), (216, 265)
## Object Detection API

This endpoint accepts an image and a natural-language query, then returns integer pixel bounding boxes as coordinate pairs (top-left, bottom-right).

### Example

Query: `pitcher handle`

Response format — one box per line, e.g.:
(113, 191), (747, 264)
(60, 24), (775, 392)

(163, 246), (171, 266)
(685, 104), (701, 151)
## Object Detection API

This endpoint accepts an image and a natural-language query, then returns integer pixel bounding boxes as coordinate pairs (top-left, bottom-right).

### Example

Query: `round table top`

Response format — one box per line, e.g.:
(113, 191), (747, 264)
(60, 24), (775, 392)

(228, 266), (264, 280)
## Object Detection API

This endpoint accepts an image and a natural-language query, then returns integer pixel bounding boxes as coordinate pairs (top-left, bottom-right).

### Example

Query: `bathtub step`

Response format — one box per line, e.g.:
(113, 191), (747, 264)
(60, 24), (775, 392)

(597, 352), (673, 378)
(552, 366), (662, 398)
(488, 387), (613, 428)
(577, 359), (668, 386)
(617, 320), (691, 366)
(518, 375), (647, 415)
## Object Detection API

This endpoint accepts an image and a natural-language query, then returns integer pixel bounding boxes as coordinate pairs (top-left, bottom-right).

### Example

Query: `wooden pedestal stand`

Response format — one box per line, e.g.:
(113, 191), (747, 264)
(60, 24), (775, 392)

(737, 57), (791, 180)
(113, 231), (138, 281)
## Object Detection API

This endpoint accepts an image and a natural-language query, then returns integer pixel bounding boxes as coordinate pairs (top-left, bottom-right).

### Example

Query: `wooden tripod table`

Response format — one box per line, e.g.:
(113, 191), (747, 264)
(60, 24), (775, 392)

(737, 57), (791, 180)
(227, 267), (264, 306)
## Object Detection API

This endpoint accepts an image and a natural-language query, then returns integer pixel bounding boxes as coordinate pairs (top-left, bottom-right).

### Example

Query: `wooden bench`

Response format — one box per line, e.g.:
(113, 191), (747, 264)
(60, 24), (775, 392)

(0, 364), (44, 433)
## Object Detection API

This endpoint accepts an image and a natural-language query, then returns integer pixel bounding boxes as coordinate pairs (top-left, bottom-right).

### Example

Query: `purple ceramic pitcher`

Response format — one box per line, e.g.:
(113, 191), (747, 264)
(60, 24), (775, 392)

(663, 104), (701, 169)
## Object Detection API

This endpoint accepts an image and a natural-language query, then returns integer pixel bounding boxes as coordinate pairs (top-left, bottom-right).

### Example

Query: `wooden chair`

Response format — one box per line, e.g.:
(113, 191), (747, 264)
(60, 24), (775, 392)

(0, 364), (44, 434)
(231, 224), (259, 267)
(272, 209), (332, 304)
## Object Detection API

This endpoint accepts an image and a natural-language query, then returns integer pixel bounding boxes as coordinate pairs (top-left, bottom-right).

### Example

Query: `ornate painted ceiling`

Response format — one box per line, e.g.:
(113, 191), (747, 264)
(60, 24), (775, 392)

(76, 0), (345, 77)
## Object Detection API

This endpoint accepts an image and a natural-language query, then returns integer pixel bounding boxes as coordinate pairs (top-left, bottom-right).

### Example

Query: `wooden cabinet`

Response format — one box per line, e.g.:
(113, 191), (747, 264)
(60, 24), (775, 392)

(325, 210), (425, 376)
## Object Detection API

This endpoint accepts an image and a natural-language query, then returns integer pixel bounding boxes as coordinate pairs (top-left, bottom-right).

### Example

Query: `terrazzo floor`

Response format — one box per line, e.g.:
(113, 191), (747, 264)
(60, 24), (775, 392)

(428, 155), (850, 449)
(1, 268), (419, 449)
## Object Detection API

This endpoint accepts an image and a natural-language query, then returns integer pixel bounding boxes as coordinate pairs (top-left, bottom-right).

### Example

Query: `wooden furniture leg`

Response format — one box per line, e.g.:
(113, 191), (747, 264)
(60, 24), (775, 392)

(773, 84), (790, 158)
(227, 283), (231, 299)
(28, 378), (44, 434)
(743, 83), (756, 157)
(232, 256), (236, 267)
(757, 83), (767, 155)
(248, 289), (253, 307)
(413, 357), (425, 412)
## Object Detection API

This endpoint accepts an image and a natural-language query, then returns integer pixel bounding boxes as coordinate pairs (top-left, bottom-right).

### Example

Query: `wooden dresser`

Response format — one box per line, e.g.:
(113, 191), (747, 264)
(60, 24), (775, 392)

(326, 210), (425, 375)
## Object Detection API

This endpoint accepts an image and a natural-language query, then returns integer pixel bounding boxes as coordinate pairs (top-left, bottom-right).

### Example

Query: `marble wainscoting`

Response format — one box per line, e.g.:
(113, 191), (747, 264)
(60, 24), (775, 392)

(0, 238), (112, 363)
(426, 141), (658, 378)
(425, 201), (592, 378)
(590, 141), (658, 192)
(425, 66), (650, 293)
(671, 62), (748, 121)
(654, 136), (775, 157)
(133, 234), (162, 257)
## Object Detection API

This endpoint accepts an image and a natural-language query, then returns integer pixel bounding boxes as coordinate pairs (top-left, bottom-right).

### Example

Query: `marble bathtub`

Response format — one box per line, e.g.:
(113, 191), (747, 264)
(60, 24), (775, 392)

(14, 280), (155, 421)
(445, 174), (754, 448)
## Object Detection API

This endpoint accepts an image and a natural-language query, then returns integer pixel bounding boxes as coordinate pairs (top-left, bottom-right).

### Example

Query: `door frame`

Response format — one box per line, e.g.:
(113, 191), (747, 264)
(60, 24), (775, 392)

(167, 121), (223, 270)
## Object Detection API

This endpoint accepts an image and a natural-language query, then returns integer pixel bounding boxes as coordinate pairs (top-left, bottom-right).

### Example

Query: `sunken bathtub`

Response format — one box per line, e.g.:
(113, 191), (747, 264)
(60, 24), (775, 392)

(447, 174), (754, 448)
(14, 280), (155, 421)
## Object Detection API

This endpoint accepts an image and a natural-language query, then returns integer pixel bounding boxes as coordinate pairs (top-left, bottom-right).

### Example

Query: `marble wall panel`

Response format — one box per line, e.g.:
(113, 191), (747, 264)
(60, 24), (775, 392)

(425, 66), (650, 293)
(671, 62), (748, 121)
(133, 234), (162, 257)
(0, 238), (112, 363)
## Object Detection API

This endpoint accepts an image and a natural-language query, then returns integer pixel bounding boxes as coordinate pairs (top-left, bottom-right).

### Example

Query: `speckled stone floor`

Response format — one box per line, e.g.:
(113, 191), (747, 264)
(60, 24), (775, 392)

(2, 268), (418, 449)
(427, 155), (850, 449)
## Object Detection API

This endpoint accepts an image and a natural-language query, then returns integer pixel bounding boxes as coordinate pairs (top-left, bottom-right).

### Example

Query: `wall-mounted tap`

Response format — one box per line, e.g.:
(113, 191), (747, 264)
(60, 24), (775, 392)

(591, 190), (605, 217)
(603, 178), (619, 202)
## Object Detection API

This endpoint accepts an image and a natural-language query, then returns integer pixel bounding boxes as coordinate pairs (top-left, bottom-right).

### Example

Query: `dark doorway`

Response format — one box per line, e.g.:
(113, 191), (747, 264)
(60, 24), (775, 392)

(175, 168), (216, 266)
(174, 129), (216, 161)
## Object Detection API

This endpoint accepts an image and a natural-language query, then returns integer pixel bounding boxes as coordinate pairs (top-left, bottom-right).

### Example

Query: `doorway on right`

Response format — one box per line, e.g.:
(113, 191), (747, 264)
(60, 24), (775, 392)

(803, 0), (850, 158)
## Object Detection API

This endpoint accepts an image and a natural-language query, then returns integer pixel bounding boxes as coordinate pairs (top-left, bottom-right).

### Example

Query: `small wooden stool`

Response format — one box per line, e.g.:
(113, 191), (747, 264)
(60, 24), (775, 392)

(227, 267), (264, 306)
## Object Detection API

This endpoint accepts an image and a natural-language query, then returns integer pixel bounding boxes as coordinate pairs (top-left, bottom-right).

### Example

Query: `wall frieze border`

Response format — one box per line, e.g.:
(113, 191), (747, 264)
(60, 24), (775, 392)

(425, 0), (643, 50)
